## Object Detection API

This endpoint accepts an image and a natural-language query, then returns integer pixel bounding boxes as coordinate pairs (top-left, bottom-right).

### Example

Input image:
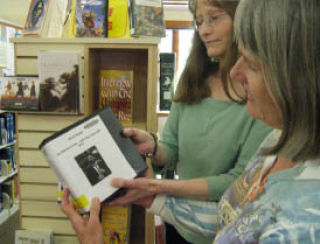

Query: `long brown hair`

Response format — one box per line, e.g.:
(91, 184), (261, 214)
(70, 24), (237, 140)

(174, 0), (243, 104)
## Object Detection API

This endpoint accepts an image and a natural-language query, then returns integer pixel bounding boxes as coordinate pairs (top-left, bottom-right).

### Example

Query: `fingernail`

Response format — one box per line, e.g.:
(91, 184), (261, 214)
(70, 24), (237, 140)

(92, 197), (100, 204)
(111, 178), (120, 186)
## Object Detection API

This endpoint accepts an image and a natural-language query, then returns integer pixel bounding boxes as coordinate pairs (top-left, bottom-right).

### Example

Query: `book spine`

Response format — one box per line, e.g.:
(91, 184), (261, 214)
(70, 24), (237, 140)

(159, 53), (175, 111)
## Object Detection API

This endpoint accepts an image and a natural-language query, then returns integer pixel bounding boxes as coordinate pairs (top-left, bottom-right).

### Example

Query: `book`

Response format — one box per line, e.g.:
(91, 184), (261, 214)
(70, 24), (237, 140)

(0, 76), (40, 111)
(62, 0), (77, 38)
(42, 0), (70, 38)
(99, 70), (133, 125)
(108, 0), (131, 38)
(101, 205), (131, 244)
(38, 51), (82, 113)
(39, 106), (147, 213)
(15, 230), (53, 244)
(75, 0), (108, 38)
(129, 0), (166, 37)
(23, 0), (49, 35)
(159, 53), (175, 111)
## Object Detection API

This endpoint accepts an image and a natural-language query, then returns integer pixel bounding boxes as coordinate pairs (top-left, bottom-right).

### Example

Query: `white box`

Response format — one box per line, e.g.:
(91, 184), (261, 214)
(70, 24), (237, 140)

(15, 230), (53, 244)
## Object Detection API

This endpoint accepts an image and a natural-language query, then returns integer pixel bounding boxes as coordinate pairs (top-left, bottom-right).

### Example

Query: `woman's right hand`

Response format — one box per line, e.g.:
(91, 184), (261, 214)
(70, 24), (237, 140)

(122, 127), (155, 155)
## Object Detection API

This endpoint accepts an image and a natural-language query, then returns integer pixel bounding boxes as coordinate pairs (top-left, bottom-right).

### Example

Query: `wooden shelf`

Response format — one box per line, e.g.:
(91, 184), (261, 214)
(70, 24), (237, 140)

(13, 37), (159, 244)
(11, 37), (161, 45)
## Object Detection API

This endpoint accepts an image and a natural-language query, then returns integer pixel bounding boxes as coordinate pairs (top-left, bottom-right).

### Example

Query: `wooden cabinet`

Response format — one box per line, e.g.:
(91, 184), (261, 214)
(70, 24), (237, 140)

(12, 37), (160, 244)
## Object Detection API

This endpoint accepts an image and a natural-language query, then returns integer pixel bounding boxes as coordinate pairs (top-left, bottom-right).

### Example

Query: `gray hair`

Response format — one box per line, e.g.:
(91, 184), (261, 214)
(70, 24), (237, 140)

(234, 0), (320, 161)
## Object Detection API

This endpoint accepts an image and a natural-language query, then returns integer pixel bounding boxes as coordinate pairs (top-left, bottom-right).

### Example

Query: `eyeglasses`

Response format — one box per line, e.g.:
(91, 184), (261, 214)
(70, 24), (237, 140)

(194, 13), (228, 31)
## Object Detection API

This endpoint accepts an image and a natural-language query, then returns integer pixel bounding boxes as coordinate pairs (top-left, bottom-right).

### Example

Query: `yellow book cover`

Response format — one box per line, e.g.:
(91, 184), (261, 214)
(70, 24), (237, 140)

(108, 0), (130, 38)
(99, 70), (133, 125)
(62, 0), (76, 38)
(101, 205), (131, 244)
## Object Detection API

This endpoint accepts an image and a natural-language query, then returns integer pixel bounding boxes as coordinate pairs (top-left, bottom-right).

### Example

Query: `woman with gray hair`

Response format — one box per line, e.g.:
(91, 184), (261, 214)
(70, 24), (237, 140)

(61, 0), (320, 243)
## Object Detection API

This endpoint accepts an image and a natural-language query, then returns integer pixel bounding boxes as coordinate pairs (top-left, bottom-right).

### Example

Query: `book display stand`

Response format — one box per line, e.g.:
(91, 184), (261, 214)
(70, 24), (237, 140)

(12, 37), (160, 244)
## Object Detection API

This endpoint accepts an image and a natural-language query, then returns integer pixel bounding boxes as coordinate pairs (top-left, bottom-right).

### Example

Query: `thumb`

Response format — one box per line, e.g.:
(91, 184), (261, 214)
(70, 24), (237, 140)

(111, 178), (127, 188)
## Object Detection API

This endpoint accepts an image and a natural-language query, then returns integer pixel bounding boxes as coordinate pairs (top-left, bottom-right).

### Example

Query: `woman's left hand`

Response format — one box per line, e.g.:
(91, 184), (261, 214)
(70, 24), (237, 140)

(108, 168), (162, 207)
(61, 189), (104, 244)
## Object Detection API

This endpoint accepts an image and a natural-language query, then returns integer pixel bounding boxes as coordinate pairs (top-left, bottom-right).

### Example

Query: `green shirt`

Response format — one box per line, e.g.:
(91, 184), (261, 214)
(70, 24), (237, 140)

(159, 98), (272, 243)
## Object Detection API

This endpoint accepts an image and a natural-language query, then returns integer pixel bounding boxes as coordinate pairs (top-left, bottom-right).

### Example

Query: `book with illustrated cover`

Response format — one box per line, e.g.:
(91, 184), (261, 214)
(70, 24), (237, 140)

(159, 53), (175, 111)
(99, 70), (133, 125)
(101, 205), (131, 244)
(38, 51), (82, 113)
(130, 0), (165, 37)
(39, 106), (147, 213)
(0, 76), (40, 111)
(108, 0), (130, 38)
(23, 0), (49, 35)
(75, 0), (108, 37)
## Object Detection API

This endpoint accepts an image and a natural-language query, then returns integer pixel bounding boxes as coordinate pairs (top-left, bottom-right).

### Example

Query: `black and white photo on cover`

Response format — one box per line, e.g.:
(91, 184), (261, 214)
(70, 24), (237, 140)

(75, 145), (111, 186)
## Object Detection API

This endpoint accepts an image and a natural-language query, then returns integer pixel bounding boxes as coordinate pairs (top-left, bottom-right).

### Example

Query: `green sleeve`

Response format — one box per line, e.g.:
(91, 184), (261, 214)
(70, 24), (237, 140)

(206, 120), (272, 201)
(158, 102), (182, 170)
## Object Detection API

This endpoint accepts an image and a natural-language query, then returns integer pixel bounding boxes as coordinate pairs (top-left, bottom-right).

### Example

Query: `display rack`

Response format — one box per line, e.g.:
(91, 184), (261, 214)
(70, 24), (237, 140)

(12, 37), (160, 244)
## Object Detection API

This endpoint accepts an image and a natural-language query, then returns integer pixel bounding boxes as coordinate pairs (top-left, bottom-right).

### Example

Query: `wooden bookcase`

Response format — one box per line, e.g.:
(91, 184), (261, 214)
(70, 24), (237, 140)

(12, 37), (160, 244)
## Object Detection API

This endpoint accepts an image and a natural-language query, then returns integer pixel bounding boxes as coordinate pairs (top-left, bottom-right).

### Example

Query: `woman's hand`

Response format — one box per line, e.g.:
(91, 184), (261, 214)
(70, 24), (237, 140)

(108, 168), (160, 207)
(61, 189), (104, 244)
(122, 127), (155, 155)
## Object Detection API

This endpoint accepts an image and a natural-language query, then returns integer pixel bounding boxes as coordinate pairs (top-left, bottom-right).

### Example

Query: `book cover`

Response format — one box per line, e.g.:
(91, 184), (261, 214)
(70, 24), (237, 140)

(62, 0), (77, 38)
(39, 106), (147, 213)
(23, 0), (49, 35)
(99, 70), (133, 125)
(101, 205), (131, 244)
(38, 51), (82, 113)
(159, 53), (175, 111)
(130, 0), (165, 37)
(42, 0), (70, 38)
(75, 0), (108, 37)
(0, 76), (40, 111)
(108, 0), (130, 38)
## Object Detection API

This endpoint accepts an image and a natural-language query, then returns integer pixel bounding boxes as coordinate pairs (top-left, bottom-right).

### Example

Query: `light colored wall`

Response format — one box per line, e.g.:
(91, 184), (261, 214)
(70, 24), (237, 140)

(0, 0), (31, 27)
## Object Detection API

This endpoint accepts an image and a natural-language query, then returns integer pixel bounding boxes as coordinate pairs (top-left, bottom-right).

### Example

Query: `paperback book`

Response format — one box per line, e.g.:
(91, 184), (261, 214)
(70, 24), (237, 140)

(129, 0), (165, 37)
(101, 205), (131, 244)
(75, 0), (108, 37)
(38, 51), (82, 113)
(0, 76), (40, 111)
(159, 53), (175, 111)
(23, 0), (49, 35)
(39, 106), (147, 213)
(108, 0), (130, 38)
(99, 70), (133, 125)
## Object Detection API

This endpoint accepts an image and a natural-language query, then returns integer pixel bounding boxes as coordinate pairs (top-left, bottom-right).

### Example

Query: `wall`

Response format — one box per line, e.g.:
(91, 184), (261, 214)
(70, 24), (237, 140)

(0, 0), (31, 27)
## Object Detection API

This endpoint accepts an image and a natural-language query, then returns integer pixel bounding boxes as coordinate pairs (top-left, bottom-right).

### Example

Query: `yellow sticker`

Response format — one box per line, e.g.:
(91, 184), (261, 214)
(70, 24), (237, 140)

(72, 195), (90, 210)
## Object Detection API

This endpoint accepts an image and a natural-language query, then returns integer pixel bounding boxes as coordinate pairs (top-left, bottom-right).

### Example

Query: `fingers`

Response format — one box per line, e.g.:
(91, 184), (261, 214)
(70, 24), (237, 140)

(61, 188), (73, 216)
(111, 178), (127, 188)
(88, 198), (101, 225)
(61, 189), (84, 226)
(122, 127), (137, 137)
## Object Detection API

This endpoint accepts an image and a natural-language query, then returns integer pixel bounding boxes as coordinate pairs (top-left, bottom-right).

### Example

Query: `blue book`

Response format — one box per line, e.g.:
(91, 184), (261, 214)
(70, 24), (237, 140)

(75, 0), (108, 37)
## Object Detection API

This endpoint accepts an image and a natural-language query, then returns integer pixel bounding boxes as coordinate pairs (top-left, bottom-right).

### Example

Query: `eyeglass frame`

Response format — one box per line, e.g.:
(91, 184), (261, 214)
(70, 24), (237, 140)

(193, 12), (229, 31)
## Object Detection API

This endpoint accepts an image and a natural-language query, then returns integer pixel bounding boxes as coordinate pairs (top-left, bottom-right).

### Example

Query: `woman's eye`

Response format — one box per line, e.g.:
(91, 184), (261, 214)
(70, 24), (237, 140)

(248, 63), (258, 72)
